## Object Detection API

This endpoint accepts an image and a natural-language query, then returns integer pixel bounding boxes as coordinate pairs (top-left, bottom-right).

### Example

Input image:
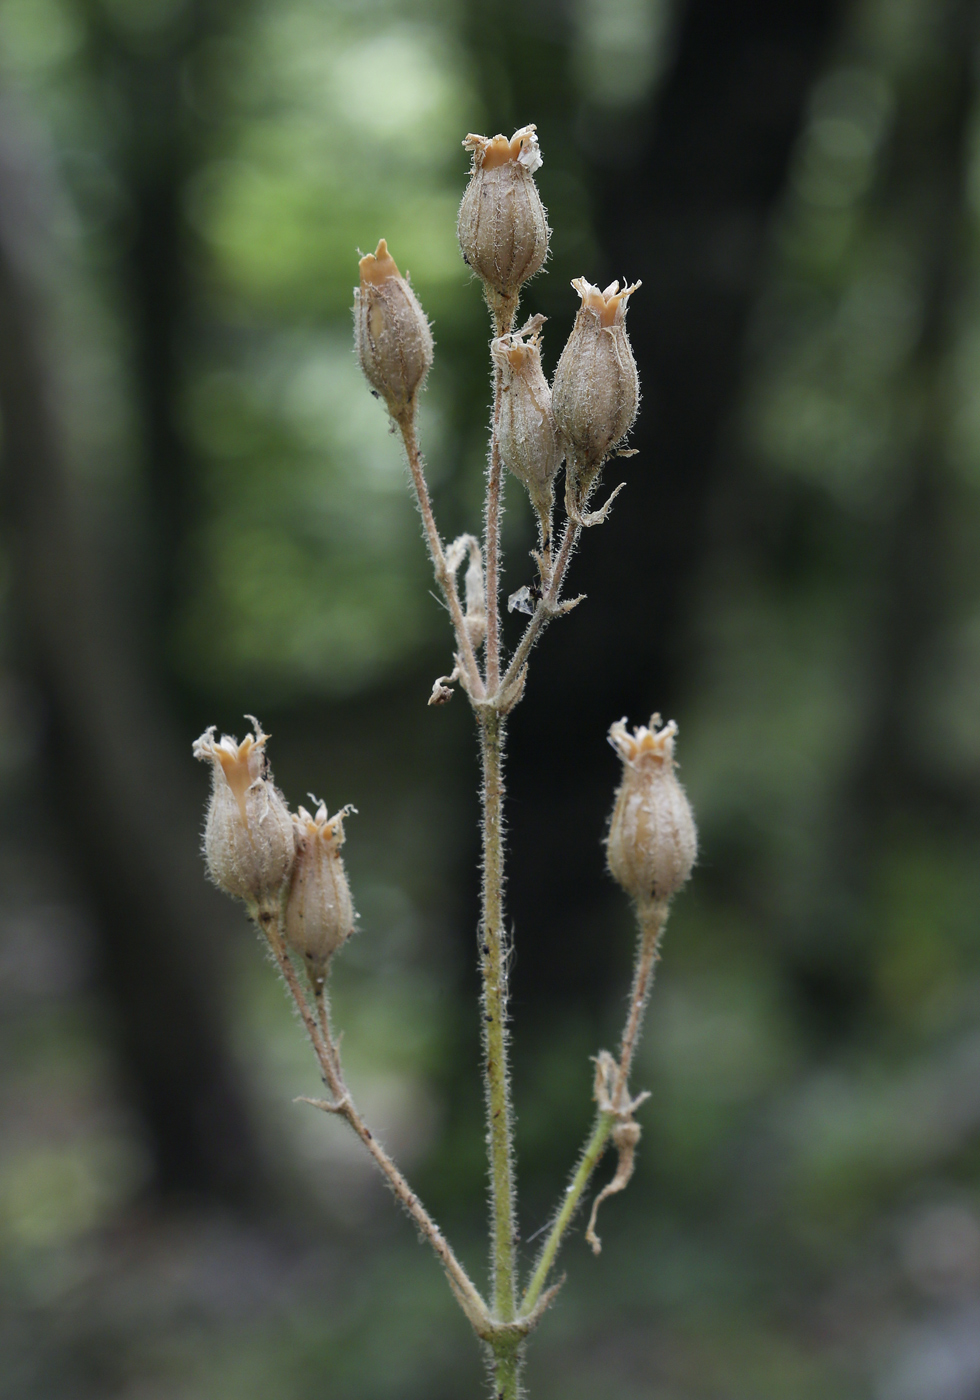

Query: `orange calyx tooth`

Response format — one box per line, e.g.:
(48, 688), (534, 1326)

(480, 134), (515, 170)
(359, 238), (401, 285)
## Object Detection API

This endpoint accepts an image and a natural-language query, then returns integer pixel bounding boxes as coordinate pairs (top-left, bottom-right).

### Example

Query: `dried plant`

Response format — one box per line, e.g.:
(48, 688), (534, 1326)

(193, 124), (697, 1399)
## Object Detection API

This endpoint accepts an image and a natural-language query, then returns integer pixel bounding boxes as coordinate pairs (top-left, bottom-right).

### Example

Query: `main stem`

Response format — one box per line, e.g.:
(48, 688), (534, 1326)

(480, 708), (517, 1324)
(491, 1338), (524, 1400)
(485, 299), (515, 695)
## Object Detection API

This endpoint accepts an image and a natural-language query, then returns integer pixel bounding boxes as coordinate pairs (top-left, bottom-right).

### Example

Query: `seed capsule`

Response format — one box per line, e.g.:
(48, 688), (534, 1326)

(606, 715), (697, 908)
(193, 717), (294, 905)
(284, 802), (356, 989)
(458, 125), (550, 326)
(491, 314), (559, 545)
(354, 239), (433, 421)
(552, 278), (640, 524)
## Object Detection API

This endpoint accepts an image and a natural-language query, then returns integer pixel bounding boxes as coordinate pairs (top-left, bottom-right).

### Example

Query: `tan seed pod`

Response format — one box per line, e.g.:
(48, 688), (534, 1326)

(193, 717), (294, 905)
(491, 313), (559, 546)
(458, 125), (550, 322)
(284, 801), (356, 989)
(552, 278), (641, 524)
(354, 239), (433, 422)
(606, 715), (697, 908)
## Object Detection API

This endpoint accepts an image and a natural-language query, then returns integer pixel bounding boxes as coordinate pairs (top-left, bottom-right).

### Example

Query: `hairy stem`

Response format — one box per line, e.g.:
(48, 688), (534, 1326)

(521, 1109), (615, 1316)
(255, 903), (490, 1330)
(490, 1336), (525, 1400)
(499, 520), (580, 700)
(485, 300), (514, 692)
(480, 708), (517, 1321)
(519, 899), (670, 1316)
(614, 899), (668, 1104)
(398, 414), (485, 698)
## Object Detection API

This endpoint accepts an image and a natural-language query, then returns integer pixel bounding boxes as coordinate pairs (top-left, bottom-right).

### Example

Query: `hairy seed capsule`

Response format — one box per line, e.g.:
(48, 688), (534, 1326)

(284, 802), (356, 989)
(193, 717), (294, 905)
(458, 125), (550, 324)
(354, 239), (433, 421)
(606, 715), (697, 908)
(552, 278), (641, 523)
(491, 313), (559, 545)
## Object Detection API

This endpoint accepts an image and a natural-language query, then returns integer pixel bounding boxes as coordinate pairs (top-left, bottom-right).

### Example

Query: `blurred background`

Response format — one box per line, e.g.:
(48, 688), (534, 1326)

(2, 0), (980, 1395)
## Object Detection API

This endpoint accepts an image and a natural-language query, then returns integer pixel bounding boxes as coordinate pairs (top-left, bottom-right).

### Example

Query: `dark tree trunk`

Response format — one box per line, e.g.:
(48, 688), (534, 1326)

(849, 0), (978, 822)
(0, 99), (268, 1210)
(796, 0), (980, 1031)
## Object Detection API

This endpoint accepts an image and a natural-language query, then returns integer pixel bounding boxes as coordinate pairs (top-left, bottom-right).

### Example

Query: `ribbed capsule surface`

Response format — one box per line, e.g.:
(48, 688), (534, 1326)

(193, 718), (294, 904)
(552, 278), (641, 483)
(284, 802), (355, 988)
(491, 314), (559, 539)
(458, 126), (549, 300)
(606, 715), (697, 907)
(354, 239), (433, 419)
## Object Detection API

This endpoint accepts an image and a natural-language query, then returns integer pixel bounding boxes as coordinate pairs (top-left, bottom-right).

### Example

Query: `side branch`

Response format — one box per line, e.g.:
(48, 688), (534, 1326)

(520, 899), (669, 1317)
(499, 519), (581, 700)
(614, 900), (668, 1103)
(398, 416), (485, 699)
(255, 902), (491, 1333)
(521, 1109), (615, 1316)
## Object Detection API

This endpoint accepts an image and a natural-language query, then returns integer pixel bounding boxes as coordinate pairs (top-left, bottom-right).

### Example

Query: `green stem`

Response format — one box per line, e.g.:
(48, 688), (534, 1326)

(484, 346), (507, 693)
(480, 707), (517, 1321)
(520, 899), (669, 1317)
(499, 520), (580, 701)
(521, 1111), (615, 1317)
(490, 1335), (524, 1400)
(398, 415), (484, 698)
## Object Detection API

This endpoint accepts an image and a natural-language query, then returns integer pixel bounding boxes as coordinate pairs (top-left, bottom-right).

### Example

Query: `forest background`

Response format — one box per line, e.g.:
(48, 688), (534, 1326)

(2, 0), (980, 1396)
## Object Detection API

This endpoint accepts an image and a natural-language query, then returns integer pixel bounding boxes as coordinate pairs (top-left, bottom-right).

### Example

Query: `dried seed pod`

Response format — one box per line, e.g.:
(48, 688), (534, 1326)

(491, 313), (559, 545)
(193, 717), (294, 905)
(284, 801), (356, 989)
(458, 125), (550, 324)
(552, 278), (640, 524)
(354, 239), (433, 421)
(606, 715), (697, 908)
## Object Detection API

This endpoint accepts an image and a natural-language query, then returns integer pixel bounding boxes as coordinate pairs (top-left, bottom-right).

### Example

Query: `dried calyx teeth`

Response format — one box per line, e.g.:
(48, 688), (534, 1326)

(458, 125), (550, 325)
(354, 239), (433, 424)
(552, 278), (641, 526)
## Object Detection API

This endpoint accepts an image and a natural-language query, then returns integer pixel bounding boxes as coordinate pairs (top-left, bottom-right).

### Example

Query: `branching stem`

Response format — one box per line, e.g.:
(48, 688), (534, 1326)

(398, 414), (485, 698)
(499, 520), (580, 701)
(520, 900), (669, 1317)
(253, 902), (491, 1333)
